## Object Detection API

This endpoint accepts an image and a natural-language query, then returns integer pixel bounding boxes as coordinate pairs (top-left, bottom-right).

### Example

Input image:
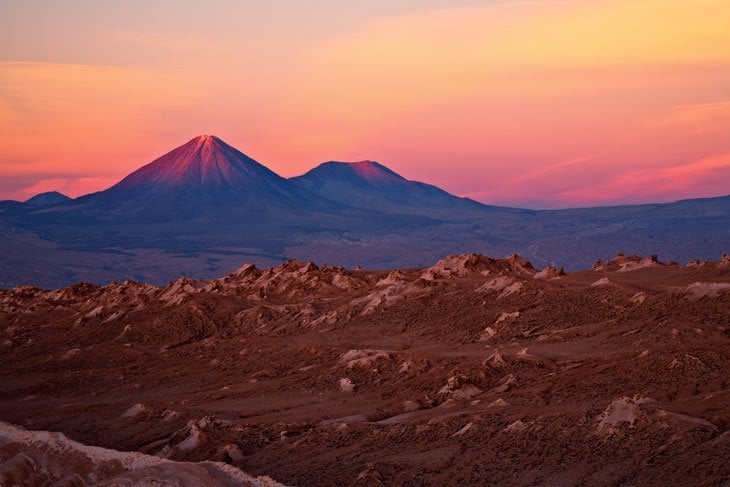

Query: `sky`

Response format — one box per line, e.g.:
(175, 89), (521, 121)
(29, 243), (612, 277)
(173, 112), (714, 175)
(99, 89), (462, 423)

(1, 0), (729, 208)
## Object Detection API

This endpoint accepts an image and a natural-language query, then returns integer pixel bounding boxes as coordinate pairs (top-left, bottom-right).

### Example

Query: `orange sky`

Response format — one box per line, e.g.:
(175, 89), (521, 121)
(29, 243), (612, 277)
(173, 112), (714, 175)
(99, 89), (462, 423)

(1, 0), (729, 208)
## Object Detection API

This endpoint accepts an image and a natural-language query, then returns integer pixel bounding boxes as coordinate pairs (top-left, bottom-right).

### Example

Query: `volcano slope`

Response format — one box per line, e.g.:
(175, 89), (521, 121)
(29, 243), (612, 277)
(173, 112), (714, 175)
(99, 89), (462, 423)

(1, 254), (729, 486)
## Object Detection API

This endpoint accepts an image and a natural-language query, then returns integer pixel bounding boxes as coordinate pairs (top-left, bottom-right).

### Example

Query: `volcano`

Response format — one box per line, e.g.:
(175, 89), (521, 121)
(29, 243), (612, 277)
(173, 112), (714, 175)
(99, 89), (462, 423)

(76, 135), (333, 222)
(291, 160), (490, 215)
(108, 135), (287, 193)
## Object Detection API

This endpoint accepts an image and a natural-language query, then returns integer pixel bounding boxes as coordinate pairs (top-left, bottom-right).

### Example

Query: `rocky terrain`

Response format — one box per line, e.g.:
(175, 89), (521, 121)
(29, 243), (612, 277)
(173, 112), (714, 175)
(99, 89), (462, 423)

(0, 421), (282, 486)
(1, 253), (729, 485)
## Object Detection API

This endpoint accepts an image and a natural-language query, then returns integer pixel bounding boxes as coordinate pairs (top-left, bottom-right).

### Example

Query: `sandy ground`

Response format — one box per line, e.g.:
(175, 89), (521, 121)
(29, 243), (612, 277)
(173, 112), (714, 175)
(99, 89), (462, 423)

(1, 253), (729, 485)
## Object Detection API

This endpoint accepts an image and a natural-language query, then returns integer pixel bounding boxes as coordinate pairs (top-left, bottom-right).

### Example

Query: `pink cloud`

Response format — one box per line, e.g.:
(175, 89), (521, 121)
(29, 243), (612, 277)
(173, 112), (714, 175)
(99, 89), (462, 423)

(557, 153), (730, 204)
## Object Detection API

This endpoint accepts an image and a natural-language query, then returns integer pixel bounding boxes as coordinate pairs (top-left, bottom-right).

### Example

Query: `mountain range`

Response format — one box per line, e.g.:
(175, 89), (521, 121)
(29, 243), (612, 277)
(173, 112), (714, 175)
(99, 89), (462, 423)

(1, 135), (728, 288)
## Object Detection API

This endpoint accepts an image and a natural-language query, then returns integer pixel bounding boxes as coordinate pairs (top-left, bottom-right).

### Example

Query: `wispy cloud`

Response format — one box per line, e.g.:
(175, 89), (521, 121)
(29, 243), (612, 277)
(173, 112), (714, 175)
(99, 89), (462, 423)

(558, 153), (730, 204)
(512, 156), (598, 184)
(644, 100), (730, 131)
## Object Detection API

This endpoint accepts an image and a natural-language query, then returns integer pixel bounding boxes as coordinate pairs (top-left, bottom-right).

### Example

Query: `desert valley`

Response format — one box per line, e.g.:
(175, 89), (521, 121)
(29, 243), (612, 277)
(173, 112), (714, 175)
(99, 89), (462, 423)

(1, 136), (729, 486)
(3, 1), (730, 484)
(1, 252), (729, 484)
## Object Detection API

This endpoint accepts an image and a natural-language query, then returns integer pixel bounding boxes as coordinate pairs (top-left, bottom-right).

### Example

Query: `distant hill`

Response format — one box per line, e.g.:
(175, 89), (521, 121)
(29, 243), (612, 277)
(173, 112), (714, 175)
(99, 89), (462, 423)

(24, 191), (71, 207)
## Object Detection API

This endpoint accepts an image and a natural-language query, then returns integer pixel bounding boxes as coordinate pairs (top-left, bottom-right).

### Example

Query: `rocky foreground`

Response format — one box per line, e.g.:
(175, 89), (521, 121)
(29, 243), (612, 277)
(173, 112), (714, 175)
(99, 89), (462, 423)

(1, 253), (729, 485)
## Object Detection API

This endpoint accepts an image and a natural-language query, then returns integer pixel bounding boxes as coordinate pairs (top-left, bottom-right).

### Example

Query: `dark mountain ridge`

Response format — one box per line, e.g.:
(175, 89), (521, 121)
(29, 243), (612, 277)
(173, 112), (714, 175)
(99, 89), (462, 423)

(0, 134), (727, 288)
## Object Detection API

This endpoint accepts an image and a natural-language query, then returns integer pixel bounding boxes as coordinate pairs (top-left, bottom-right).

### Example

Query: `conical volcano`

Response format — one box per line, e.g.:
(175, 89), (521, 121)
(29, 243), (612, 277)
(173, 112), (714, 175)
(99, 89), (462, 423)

(111, 135), (287, 193)
(78, 135), (324, 222)
(291, 160), (487, 215)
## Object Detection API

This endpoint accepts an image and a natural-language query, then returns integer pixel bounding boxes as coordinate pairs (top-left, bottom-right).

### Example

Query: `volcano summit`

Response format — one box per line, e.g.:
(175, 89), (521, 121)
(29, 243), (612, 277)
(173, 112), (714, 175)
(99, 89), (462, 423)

(73, 135), (336, 222)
